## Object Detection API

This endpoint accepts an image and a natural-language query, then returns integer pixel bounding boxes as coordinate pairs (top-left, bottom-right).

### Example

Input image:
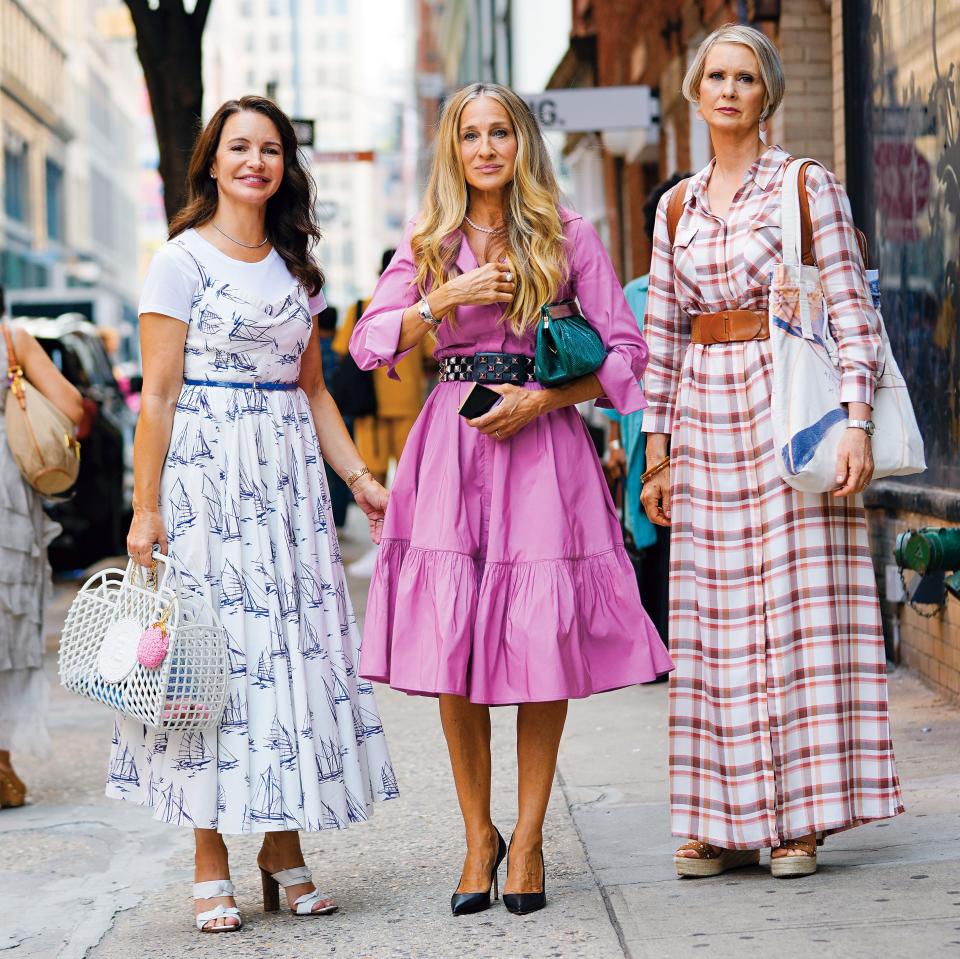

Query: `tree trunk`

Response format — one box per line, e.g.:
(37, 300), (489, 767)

(124, 0), (212, 224)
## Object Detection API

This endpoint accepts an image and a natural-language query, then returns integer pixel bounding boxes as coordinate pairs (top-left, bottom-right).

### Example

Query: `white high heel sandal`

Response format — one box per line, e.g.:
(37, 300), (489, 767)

(260, 866), (338, 916)
(193, 879), (243, 932)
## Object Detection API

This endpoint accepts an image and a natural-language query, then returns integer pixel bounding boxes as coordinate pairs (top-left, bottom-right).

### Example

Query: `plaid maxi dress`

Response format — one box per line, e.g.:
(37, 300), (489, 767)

(642, 146), (904, 849)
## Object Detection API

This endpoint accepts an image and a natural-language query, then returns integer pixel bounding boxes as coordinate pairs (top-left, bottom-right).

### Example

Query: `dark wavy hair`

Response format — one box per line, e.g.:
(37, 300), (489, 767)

(169, 96), (324, 296)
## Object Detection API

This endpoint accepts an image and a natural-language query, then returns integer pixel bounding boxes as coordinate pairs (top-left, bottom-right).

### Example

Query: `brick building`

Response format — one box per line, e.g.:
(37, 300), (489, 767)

(548, 0), (960, 702)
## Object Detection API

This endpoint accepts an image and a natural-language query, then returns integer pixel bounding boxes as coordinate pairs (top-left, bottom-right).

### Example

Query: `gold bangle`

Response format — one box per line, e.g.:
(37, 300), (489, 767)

(640, 456), (671, 484)
(345, 466), (370, 489)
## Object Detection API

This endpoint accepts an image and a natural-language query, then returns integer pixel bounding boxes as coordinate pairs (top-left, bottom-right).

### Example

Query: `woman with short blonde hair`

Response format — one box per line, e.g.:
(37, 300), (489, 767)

(352, 82), (672, 915)
(641, 24), (903, 878)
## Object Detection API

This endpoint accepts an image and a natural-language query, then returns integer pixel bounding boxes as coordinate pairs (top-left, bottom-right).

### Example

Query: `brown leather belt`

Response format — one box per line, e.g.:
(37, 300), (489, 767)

(690, 309), (769, 345)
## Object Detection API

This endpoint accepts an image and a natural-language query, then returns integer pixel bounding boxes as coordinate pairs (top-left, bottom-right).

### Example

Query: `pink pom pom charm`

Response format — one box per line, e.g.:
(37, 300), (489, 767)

(137, 607), (171, 669)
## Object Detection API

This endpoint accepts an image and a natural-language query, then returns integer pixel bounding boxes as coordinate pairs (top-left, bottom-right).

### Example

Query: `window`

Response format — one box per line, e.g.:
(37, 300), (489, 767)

(316, 65), (327, 84)
(240, 0), (253, 15)
(269, 33), (281, 52)
(335, 0), (347, 14)
(315, 0), (327, 13)
(245, 33), (256, 52)
(246, 69), (257, 88)
(268, 0), (281, 14)
(45, 159), (65, 241)
(90, 169), (114, 248)
(3, 135), (29, 223)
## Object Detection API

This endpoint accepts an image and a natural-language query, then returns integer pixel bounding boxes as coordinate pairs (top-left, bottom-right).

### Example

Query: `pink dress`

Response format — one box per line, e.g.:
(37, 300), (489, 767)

(350, 209), (674, 705)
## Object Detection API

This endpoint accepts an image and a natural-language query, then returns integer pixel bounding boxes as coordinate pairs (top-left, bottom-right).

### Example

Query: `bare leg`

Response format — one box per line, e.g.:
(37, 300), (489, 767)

(0, 749), (11, 769)
(771, 832), (818, 858)
(505, 700), (568, 894)
(257, 830), (336, 912)
(439, 693), (500, 892)
(194, 829), (238, 930)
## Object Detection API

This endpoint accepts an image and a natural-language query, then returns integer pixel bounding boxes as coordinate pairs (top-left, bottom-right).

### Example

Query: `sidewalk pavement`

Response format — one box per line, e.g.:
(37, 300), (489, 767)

(1, 507), (958, 958)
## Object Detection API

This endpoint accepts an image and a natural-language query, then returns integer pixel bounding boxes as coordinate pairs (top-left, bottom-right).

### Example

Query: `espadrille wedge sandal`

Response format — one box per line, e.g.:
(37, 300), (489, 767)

(770, 836), (817, 878)
(674, 840), (761, 878)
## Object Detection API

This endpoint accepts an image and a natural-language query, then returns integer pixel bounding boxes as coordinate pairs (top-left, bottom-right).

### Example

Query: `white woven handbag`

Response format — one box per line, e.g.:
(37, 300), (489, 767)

(769, 158), (926, 493)
(59, 552), (228, 730)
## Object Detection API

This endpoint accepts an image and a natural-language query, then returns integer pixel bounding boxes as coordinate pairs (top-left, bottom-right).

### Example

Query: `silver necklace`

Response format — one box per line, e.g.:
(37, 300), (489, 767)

(464, 213), (504, 235)
(211, 220), (269, 249)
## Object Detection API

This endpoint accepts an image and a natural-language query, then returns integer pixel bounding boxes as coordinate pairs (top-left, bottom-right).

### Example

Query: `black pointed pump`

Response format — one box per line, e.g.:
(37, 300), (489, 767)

(502, 843), (546, 916)
(450, 828), (507, 916)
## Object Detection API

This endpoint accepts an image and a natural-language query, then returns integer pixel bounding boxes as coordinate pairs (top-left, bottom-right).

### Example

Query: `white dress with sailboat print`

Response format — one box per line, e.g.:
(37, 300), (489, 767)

(106, 229), (398, 833)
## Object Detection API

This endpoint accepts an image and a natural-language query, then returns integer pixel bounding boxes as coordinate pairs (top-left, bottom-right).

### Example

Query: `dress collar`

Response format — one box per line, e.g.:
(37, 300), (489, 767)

(688, 143), (790, 211)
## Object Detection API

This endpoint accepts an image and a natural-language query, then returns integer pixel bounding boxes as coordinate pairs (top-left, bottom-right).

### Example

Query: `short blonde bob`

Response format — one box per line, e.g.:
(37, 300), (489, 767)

(682, 24), (785, 121)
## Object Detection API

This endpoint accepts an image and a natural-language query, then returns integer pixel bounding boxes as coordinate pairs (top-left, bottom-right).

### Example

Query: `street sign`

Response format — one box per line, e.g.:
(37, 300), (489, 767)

(520, 86), (658, 133)
(292, 119), (315, 147)
(312, 150), (375, 163)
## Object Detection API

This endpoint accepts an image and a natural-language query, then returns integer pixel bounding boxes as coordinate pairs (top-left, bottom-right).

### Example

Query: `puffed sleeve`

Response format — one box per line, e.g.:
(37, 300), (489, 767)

(349, 220), (420, 381)
(806, 165), (883, 407)
(570, 218), (648, 414)
(138, 242), (201, 322)
(640, 186), (688, 435)
(307, 287), (326, 317)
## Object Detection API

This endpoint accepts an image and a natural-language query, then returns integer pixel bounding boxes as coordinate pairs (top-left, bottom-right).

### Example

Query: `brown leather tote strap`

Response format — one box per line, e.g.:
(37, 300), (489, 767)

(796, 160), (870, 268)
(667, 178), (691, 246)
(2, 321), (19, 375)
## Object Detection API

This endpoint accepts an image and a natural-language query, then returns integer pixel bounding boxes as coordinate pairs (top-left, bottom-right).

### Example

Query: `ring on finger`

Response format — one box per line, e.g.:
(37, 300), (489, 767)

(504, 271), (513, 283)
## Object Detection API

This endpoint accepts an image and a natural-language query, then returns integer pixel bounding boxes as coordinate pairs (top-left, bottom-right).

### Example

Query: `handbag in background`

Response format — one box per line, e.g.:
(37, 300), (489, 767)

(534, 299), (607, 387)
(3, 321), (81, 495)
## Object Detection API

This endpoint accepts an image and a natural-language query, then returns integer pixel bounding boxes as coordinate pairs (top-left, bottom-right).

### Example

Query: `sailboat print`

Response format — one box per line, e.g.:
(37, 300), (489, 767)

(213, 282), (246, 305)
(196, 305), (223, 334)
(353, 703), (384, 740)
(269, 716), (297, 770)
(251, 651), (275, 689)
(229, 351), (258, 374)
(170, 479), (197, 534)
(168, 423), (191, 466)
(320, 802), (344, 830)
(217, 741), (239, 772)
(298, 563), (327, 609)
(238, 463), (268, 519)
(270, 615), (289, 658)
(217, 783), (227, 813)
(190, 430), (213, 462)
(282, 507), (298, 548)
(108, 744), (139, 789)
(278, 574), (300, 622)
(298, 618), (323, 660)
(300, 707), (314, 741)
(174, 731), (214, 774)
(221, 559), (269, 617)
(250, 768), (302, 827)
(222, 497), (243, 542)
(220, 691), (247, 729)
(228, 314), (278, 348)
(315, 738), (344, 783)
(226, 638), (246, 676)
(381, 762), (400, 800)
(152, 732), (168, 755)
(255, 426), (268, 466)
(313, 496), (328, 534)
(201, 475), (223, 536)
(340, 649), (356, 678)
(344, 787), (367, 824)
(159, 783), (196, 826)
(330, 666), (350, 704)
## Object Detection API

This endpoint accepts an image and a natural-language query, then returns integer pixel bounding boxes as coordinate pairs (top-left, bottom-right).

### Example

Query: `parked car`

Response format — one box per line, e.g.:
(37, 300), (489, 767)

(16, 314), (136, 571)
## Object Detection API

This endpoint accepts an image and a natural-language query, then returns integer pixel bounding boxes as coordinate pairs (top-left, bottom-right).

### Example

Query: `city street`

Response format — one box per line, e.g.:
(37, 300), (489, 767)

(1, 509), (959, 959)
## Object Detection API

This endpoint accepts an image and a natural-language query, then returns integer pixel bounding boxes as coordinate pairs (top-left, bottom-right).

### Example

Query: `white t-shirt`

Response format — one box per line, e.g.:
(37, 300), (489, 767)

(138, 228), (326, 322)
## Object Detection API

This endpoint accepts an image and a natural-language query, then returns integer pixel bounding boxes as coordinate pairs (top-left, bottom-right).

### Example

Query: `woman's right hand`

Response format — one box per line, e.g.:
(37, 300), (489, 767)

(127, 508), (168, 567)
(445, 262), (515, 307)
(640, 467), (672, 527)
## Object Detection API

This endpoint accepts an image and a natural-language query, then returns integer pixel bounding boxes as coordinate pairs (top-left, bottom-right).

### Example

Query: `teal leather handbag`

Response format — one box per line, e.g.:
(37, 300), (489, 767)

(534, 299), (607, 387)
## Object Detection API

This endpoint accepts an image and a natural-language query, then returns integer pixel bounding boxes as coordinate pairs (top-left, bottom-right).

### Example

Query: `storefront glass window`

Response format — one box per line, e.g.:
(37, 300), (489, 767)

(846, 0), (960, 488)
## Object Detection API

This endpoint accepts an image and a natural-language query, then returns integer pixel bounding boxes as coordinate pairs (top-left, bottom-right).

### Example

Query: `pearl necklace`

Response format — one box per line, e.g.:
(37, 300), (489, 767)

(464, 213), (504, 235)
(211, 220), (269, 249)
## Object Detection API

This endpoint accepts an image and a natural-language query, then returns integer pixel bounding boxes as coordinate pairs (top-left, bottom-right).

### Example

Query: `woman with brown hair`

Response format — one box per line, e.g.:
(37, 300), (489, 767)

(119, 96), (397, 932)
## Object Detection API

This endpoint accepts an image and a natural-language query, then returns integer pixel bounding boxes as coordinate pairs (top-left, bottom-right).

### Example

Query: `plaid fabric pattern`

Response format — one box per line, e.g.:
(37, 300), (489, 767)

(643, 146), (903, 848)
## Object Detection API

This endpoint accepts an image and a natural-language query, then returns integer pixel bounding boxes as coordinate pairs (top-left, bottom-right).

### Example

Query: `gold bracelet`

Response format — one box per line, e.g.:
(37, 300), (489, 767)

(345, 466), (370, 490)
(640, 456), (671, 484)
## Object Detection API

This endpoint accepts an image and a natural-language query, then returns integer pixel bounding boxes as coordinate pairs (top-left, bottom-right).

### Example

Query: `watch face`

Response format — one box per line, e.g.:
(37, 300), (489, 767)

(866, 421), (876, 436)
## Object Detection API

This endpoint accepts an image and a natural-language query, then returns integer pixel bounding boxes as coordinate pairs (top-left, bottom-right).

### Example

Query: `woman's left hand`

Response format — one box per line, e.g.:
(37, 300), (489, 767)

(833, 428), (874, 496)
(353, 476), (389, 543)
(466, 383), (546, 440)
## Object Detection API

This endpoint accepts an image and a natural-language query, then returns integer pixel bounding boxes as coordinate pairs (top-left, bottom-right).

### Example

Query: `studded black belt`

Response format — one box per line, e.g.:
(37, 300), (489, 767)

(438, 352), (535, 385)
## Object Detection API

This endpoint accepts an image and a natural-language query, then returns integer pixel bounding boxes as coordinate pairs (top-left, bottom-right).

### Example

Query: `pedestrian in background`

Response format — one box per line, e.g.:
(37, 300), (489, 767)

(316, 304), (354, 529)
(351, 82), (672, 916)
(122, 96), (396, 933)
(602, 174), (689, 647)
(0, 284), (84, 808)
(640, 24), (903, 878)
(334, 248), (433, 577)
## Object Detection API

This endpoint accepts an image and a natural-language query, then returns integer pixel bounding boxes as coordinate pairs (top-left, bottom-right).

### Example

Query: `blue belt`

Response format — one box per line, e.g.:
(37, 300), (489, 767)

(182, 378), (298, 391)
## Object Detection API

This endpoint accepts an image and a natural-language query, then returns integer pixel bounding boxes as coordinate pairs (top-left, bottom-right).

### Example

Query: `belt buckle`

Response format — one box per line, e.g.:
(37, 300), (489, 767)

(714, 312), (730, 345)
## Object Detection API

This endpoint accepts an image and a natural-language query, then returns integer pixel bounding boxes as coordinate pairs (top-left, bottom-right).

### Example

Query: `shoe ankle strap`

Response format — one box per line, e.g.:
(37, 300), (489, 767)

(194, 879), (235, 899)
(271, 866), (313, 887)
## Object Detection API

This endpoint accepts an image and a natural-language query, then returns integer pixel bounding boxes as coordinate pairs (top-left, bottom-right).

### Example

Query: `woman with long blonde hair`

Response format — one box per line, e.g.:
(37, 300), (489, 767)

(351, 83), (672, 916)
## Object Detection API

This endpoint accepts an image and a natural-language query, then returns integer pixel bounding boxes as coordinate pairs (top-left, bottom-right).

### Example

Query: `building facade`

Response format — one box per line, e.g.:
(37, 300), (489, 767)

(1, 0), (142, 353)
(543, 0), (960, 702)
(203, 0), (418, 310)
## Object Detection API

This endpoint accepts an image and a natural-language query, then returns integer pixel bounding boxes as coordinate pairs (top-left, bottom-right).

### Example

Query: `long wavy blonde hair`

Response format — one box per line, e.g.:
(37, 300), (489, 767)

(411, 83), (568, 336)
